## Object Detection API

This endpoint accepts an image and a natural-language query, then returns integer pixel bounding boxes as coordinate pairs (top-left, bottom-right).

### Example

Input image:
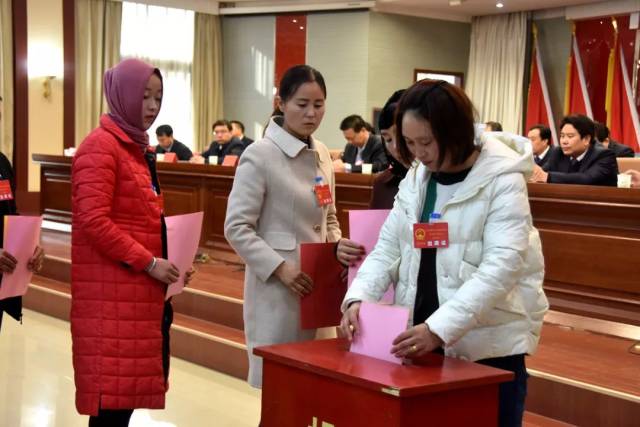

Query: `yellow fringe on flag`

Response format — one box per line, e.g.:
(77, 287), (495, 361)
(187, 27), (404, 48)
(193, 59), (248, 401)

(605, 17), (618, 128)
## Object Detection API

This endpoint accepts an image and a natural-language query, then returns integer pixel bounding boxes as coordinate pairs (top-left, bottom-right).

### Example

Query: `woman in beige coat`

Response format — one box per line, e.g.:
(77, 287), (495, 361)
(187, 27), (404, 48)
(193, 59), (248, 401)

(224, 65), (364, 388)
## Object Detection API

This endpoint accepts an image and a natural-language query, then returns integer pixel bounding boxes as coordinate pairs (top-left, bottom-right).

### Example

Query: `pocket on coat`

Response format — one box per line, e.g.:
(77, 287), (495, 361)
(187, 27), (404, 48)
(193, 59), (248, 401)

(263, 231), (297, 251)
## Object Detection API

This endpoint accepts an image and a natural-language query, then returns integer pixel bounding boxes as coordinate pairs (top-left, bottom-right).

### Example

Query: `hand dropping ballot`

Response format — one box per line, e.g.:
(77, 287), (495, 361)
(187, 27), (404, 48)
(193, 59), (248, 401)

(350, 302), (410, 364)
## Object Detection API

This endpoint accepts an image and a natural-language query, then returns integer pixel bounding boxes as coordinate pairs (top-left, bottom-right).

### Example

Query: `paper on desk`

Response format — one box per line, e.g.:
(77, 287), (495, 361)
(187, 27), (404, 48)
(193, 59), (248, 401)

(0, 215), (43, 300)
(350, 301), (410, 364)
(348, 210), (394, 303)
(165, 212), (203, 300)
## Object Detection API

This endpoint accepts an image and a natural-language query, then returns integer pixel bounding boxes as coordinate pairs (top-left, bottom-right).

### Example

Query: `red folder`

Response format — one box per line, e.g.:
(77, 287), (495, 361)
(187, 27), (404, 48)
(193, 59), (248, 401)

(163, 152), (177, 163)
(300, 243), (346, 329)
(222, 155), (239, 166)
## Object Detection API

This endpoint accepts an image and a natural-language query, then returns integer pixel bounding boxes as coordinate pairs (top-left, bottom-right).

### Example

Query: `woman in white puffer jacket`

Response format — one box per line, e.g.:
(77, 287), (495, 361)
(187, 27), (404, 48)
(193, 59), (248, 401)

(340, 80), (548, 427)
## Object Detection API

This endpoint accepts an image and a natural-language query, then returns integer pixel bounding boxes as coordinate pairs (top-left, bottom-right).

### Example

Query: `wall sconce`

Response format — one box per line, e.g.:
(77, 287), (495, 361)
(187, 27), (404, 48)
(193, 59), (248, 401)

(28, 41), (63, 100)
(42, 76), (56, 100)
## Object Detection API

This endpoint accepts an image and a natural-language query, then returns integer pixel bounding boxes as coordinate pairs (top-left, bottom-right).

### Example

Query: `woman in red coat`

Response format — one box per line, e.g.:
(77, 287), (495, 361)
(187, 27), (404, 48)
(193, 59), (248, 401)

(71, 59), (192, 426)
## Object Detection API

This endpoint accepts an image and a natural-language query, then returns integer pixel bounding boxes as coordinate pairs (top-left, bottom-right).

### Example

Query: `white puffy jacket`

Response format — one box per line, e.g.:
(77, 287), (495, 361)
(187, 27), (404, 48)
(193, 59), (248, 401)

(343, 133), (549, 361)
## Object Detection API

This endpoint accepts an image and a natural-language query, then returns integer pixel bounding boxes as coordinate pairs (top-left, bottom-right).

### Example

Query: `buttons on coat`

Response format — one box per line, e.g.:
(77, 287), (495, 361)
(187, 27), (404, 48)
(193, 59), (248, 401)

(313, 225), (321, 233)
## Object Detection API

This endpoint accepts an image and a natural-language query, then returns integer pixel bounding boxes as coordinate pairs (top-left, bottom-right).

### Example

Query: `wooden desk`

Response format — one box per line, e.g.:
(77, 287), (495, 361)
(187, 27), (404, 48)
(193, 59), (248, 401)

(255, 338), (512, 426)
(528, 183), (640, 325)
(32, 154), (374, 251)
(33, 155), (640, 324)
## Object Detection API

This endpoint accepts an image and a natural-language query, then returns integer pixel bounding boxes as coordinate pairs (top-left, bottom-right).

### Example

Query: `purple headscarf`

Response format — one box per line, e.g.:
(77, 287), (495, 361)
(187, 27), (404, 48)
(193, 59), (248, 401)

(103, 58), (163, 151)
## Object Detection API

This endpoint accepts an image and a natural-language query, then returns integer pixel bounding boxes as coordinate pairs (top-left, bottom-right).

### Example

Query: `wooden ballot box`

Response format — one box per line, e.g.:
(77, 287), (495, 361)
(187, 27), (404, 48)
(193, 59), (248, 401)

(254, 339), (513, 427)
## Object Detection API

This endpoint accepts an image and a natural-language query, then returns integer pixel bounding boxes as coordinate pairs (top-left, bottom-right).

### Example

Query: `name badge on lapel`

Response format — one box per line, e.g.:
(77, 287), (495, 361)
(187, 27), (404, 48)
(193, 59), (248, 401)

(414, 213), (449, 249)
(313, 176), (333, 207)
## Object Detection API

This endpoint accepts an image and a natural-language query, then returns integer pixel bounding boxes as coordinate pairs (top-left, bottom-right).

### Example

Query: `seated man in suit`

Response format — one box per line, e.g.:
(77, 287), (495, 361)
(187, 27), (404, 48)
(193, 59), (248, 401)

(485, 121), (503, 132)
(333, 114), (388, 173)
(527, 124), (552, 167)
(530, 114), (618, 186)
(155, 124), (193, 161)
(595, 122), (635, 158)
(231, 120), (254, 147)
(197, 120), (245, 165)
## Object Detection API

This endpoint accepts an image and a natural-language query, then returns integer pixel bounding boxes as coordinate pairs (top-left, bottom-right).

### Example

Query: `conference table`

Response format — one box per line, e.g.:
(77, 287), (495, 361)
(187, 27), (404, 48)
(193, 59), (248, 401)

(33, 154), (640, 326)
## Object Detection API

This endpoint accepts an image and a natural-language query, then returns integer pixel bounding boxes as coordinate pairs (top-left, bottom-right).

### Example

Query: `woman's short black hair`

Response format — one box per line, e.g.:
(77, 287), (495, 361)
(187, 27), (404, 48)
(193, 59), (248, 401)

(395, 80), (477, 167)
(560, 114), (595, 143)
(378, 89), (405, 131)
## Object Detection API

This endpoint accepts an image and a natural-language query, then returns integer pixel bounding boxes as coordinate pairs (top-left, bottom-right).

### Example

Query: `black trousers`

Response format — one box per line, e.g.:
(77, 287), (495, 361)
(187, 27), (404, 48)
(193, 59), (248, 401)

(88, 409), (134, 427)
(477, 354), (528, 427)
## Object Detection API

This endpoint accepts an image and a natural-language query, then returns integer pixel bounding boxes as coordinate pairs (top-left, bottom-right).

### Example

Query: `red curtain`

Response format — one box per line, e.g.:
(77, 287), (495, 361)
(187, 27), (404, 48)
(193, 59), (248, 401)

(526, 37), (558, 145)
(575, 19), (616, 123)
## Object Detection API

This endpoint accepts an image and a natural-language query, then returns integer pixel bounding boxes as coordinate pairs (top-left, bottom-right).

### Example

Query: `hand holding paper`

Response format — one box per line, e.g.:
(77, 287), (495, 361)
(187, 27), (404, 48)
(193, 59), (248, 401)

(300, 243), (346, 329)
(350, 301), (410, 364)
(165, 212), (204, 300)
(0, 216), (43, 300)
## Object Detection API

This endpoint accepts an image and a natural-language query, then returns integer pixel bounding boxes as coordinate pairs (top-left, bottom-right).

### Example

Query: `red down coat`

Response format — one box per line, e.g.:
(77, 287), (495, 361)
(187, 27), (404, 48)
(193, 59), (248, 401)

(71, 115), (167, 415)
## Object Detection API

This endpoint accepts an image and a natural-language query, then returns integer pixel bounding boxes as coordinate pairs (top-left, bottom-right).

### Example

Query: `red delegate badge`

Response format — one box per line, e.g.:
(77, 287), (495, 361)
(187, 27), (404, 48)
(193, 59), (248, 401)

(0, 180), (14, 201)
(413, 222), (449, 249)
(314, 184), (333, 207)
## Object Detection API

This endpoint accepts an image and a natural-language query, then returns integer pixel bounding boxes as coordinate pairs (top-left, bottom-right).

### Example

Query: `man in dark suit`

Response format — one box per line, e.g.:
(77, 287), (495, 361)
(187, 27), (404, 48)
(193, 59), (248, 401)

(530, 115), (618, 186)
(201, 120), (245, 164)
(155, 125), (193, 161)
(334, 115), (388, 173)
(231, 120), (254, 147)
(595, 122), (635, 158)
(527, 124), (553, 167)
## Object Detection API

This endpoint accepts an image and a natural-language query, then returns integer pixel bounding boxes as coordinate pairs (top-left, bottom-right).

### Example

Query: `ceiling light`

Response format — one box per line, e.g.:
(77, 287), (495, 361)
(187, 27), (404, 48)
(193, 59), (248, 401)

(292, 19), (297, 23)
(449, 0), (462, 6)
(496, 2), (504, 8)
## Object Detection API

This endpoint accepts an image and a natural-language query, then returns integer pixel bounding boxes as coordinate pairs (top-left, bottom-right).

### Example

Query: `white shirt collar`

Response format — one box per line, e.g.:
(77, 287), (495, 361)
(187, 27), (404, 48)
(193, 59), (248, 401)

(574, 149), (588, 162)
(537, 145), (550, 159)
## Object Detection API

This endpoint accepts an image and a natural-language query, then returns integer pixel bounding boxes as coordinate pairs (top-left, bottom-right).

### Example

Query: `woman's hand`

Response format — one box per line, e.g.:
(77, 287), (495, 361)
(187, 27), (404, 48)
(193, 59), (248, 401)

(27, 246), (45, 273)
(339, 301), (361, 341)
(336, 239), (365, 267)
(274, 261), (313, 297)
(0, 250), (17, 274)
(148, 258), (180, 284)
(391, 323), (443, 359)
(184, 266), (196, 286)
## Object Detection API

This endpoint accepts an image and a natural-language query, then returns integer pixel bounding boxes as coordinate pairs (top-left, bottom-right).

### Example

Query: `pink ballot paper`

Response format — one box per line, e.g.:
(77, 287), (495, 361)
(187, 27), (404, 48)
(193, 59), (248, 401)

(350, 301), (410, 364)
(348, 210), (394, 303)
(165, 212), (203, 300)
(0, 215), (43, 300)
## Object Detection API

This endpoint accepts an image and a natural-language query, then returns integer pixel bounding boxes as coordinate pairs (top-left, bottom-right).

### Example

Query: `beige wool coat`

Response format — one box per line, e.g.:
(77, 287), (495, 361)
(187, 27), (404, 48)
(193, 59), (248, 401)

(224, 117), (342, 388)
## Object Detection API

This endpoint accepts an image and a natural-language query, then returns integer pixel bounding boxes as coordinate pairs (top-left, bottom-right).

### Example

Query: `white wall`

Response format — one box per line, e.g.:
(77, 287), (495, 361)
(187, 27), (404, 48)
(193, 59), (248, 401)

(306, 11), (370, 149)
(222, 15), (275, 141)
(367, 12), (470, 117)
